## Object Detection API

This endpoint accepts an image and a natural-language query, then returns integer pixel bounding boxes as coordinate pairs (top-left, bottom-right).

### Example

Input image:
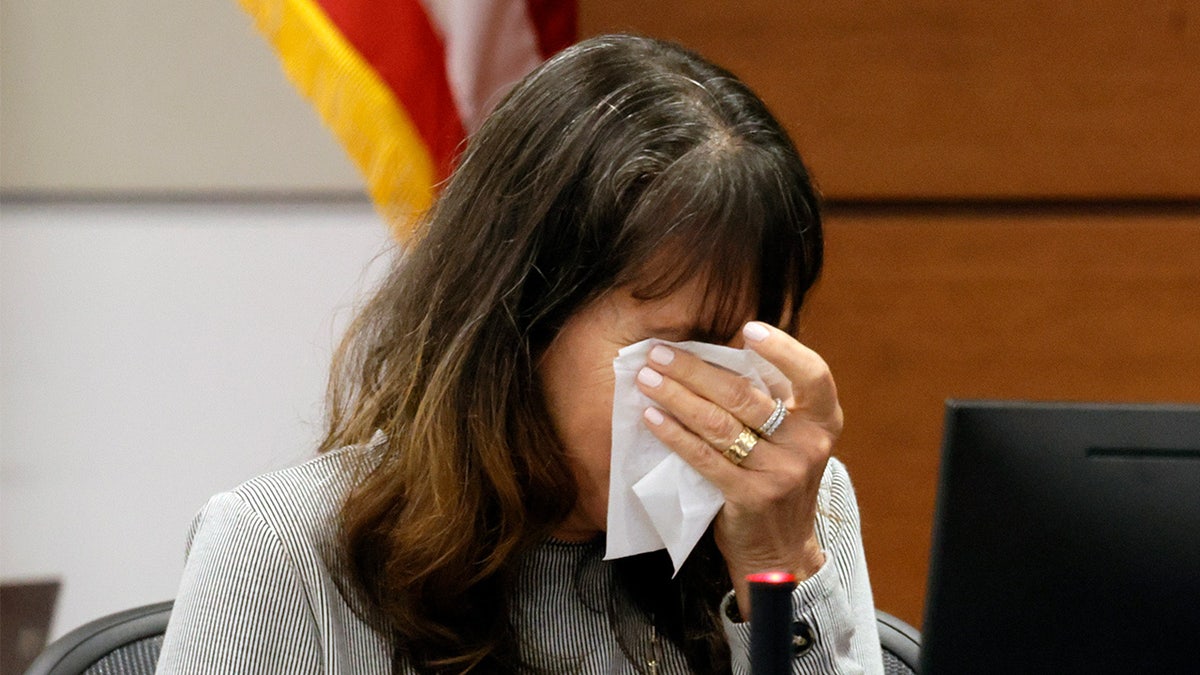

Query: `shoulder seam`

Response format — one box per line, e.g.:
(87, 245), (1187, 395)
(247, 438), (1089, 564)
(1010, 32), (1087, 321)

(214, 490), (324, 643)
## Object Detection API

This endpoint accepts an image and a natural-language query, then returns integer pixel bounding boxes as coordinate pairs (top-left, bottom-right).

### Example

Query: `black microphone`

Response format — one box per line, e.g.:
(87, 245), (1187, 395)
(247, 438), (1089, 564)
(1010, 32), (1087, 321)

(747, 571), (796, 674)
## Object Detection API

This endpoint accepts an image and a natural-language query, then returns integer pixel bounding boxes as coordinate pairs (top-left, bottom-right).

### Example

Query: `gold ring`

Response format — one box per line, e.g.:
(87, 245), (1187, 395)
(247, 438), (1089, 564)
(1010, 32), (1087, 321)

(723, 427), (760, 466)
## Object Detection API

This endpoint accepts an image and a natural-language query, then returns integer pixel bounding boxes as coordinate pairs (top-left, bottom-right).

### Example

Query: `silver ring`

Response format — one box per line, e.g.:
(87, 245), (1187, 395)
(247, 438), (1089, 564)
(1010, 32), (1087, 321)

(756, 398), (788, 437)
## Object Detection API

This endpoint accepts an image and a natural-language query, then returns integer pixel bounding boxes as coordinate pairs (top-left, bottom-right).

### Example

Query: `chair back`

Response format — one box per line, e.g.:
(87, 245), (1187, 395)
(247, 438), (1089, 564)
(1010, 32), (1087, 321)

(876, 609), (922, 674)
(24, 601), (173, 675)
(29, 601), (920, 674)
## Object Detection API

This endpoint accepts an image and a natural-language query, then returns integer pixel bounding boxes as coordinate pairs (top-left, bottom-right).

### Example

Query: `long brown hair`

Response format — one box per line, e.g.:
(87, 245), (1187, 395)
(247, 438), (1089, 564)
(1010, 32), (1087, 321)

(321, 34), (824, 672)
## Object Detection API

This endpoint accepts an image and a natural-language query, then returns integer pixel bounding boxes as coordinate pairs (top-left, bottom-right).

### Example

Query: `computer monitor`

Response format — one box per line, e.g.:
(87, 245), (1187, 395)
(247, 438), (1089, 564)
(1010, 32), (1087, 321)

(920, 400), (1200, 674)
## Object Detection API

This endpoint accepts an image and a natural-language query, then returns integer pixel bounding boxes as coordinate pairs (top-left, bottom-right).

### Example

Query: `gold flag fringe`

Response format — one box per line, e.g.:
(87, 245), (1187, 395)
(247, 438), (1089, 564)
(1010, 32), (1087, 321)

(235, 0), (436, 241)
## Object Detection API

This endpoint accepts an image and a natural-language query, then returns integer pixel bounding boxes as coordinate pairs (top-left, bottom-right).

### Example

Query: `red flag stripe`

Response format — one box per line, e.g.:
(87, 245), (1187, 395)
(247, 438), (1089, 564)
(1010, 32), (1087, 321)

(524, 0), (577, 60)
(317, 0), (466, 182)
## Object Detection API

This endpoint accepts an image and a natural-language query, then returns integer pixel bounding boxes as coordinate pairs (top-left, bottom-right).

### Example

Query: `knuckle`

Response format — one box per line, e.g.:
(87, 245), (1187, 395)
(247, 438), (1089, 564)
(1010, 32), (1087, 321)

(692, 446), (724, 473)
(699, 406), (734, 441)
(724, 378), (757, 413)
(816, 367), (836, 391)
(803, 363), (834, 393)
(813, 432), (835, 459)
(777, 462), (810, 488)
(791, 427), (834, 462)
(827, 405), (845, 437)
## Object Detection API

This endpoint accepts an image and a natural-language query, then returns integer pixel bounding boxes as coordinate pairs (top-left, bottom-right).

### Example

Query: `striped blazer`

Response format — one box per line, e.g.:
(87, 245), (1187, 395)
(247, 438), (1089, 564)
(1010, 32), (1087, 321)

(156, 438), (882, 674)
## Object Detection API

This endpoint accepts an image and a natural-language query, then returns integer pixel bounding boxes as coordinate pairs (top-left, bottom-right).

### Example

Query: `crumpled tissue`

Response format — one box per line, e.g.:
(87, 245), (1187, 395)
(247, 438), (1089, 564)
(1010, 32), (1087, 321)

(604, 338), (790, 573)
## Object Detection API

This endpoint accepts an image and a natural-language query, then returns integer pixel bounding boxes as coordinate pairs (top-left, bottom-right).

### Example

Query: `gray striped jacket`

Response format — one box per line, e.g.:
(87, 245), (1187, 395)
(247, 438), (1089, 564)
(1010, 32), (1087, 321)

(156, 438), (882, 674)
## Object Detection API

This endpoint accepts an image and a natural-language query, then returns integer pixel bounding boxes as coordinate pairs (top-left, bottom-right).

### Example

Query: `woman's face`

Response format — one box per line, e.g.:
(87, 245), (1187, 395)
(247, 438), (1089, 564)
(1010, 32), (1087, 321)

(538, 275), (748, 541)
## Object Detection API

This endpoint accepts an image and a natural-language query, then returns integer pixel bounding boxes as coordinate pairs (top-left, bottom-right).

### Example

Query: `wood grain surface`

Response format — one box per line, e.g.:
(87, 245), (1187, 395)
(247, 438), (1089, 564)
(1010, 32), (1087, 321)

(580, 1), (1200, 200)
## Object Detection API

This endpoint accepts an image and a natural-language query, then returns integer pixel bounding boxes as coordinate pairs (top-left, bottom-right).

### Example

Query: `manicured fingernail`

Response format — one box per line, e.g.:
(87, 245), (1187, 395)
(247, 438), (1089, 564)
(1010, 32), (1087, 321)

(649, 345), (675, 365)
(644, 407), (665, 425)
(637, 366), (663, 387)
(743, 322), (770, 342)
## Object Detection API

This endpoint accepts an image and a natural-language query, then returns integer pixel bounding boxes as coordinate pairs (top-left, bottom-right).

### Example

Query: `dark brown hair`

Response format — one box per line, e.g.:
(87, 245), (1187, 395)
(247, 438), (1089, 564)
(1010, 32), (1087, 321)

(321, 34), (823, 673)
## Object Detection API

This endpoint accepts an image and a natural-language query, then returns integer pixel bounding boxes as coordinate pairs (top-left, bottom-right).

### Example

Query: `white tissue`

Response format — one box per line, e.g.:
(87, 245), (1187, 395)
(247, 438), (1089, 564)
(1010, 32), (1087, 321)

(604, 339), (791, 573)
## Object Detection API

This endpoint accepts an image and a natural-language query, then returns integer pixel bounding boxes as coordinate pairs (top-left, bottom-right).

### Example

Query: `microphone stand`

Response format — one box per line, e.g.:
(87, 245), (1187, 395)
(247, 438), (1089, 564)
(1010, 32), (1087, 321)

(747, 571), (796, 674)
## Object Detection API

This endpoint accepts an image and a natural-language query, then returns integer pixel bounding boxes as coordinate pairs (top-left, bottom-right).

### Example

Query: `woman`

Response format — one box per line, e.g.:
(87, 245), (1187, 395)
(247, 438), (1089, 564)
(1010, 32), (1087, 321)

(157, 34), (881, 674)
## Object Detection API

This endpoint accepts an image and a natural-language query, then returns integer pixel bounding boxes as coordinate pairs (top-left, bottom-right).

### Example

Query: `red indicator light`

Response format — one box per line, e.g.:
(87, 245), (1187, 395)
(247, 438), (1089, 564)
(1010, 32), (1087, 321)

(746, 571), (796, 585)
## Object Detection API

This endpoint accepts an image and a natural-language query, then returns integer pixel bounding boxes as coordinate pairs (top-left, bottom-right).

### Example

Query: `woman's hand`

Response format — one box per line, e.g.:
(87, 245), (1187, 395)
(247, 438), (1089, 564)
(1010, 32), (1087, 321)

(635, 321), (843, 618)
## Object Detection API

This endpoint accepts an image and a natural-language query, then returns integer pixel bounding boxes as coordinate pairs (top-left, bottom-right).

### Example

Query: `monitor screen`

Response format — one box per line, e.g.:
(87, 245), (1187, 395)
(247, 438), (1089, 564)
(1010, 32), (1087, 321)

(920, 400), (1200, 674)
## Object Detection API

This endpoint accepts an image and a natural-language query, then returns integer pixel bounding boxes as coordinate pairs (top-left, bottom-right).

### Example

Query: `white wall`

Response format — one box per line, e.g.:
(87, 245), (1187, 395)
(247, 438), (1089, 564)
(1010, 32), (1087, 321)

(0, 0), (402, 639)
(0, 0), (361, 192)
(0, 199), (392, 638)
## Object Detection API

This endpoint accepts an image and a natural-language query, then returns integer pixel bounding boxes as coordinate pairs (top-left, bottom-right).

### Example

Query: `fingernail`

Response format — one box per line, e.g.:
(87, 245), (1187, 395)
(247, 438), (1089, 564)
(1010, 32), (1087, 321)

(743, 322), (770, 342)
(644, 407), (665, 425)
(637, 366), (663, 387)
(648, 345), (675, 365)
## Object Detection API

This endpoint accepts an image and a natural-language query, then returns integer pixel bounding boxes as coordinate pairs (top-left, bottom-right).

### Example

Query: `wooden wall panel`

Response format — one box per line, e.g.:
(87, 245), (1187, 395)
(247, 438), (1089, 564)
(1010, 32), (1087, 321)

(579, 1), (1200, 200)
(800, 210), (1200, 624)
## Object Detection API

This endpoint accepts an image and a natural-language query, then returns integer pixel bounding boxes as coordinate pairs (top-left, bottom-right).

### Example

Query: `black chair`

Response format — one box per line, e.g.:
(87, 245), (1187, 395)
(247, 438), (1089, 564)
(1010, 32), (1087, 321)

(29, 601), (921, 674)
(876, 609), (922, 674)
(24, 601), (172, 675)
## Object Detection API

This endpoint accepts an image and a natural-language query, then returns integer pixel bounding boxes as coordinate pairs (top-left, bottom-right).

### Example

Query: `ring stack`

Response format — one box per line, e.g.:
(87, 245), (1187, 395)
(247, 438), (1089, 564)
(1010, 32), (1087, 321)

(724, 427), (760, 465)
(756, 398), (788, 438)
